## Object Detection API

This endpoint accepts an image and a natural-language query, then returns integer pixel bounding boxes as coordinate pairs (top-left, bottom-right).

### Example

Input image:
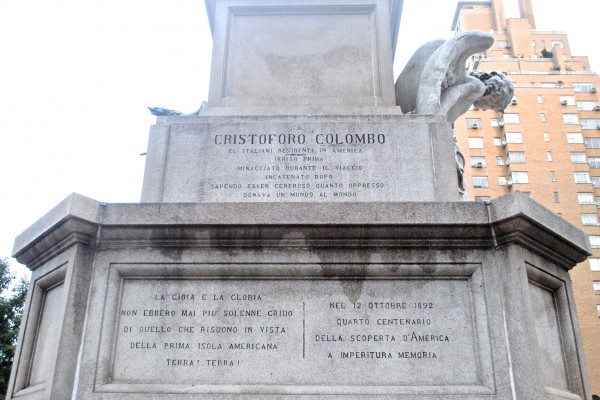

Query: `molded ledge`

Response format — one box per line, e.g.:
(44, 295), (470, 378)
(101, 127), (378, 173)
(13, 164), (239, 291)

(12, 193), (102, 266)
(13, 192), (591, 270)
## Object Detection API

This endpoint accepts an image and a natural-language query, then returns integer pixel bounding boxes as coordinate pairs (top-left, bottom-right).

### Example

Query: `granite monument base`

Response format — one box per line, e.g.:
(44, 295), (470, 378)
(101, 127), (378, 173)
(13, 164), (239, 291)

(7, 193), (593, 399)
(141, 114), (463, 203)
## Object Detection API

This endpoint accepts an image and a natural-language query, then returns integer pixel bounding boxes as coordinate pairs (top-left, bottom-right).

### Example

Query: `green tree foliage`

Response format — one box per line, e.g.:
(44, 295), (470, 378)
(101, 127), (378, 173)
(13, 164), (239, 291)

(0, 259), (28, 400)
(540, 48), (553, 59)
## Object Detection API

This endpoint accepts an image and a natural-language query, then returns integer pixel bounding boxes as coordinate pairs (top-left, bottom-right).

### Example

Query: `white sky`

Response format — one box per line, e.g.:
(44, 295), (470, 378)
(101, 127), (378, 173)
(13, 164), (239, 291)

(1, 0), (599, 277)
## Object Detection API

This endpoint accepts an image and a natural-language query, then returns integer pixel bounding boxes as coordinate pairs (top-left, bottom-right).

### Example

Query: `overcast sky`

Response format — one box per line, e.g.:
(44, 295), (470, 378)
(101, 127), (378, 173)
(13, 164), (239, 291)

(1, 0), (599, 277)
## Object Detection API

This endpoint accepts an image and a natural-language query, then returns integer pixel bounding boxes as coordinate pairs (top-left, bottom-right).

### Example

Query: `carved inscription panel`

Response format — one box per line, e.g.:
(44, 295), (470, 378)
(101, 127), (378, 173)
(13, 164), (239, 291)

(156, 119), (458, 203)
(111, 275), (487, 388)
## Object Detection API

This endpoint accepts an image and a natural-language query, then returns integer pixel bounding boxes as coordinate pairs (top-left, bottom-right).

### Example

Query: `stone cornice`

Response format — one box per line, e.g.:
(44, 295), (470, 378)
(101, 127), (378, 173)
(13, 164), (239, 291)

(13, 192), (591, 270)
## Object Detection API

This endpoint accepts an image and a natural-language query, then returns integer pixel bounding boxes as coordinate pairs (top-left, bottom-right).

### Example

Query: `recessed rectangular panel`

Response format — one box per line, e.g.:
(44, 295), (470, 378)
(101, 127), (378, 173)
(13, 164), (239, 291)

(106, 271), (490, 393)
(529, 281), (569, 391)
(28, 283), (64, 386)
(223, 7), (379, 103)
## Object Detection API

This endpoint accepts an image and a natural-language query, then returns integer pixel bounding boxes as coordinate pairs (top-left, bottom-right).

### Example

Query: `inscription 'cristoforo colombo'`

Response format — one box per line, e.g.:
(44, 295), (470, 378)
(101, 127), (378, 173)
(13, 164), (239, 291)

(213, 133), (386, 145)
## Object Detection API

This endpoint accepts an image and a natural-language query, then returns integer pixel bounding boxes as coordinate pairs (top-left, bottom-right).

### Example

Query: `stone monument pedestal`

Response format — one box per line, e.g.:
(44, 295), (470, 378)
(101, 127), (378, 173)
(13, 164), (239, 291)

(6, 192), (593, 400)
(6, 0), (594, 398)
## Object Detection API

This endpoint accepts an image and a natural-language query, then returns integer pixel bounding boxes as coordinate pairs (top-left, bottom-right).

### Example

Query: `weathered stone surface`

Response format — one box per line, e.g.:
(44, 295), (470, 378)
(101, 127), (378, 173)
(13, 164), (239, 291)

(204, 0), (402, 112)
(140, 114), (463, 203)
(6, 0), (593, 398)
(6, 192), (594, 399)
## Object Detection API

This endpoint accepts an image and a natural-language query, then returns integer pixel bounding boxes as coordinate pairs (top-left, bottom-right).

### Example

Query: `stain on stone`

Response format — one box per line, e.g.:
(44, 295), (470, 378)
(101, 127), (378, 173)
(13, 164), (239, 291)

(316, 248), (370, 303)
(159, 247), (184, 261)
(420, 264), (437, 275)
(339, 277), (366, 304)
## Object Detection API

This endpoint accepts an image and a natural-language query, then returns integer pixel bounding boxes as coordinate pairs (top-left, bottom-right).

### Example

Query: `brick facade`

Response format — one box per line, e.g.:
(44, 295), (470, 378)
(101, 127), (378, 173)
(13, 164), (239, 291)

(453, 0), (600, 393)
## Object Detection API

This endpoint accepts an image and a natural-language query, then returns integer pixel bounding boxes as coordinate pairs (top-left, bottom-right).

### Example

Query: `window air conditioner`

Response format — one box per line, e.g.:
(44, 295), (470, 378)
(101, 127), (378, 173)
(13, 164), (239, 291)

(506, 180), (513, 187)
(594, 106), (600, 111)
(501, 139), (507, 147)
(597, 125), (600, 130)
(560, 100), (568, 105)
(505, 44), (511, 48)
(505, 159), (511, 165)
(476, 162), (483, 168)
(591, 87), (597, 93)
(511, 98), (517, 105)
(498, 121), (505, 127)
(470, 123), (480, 129)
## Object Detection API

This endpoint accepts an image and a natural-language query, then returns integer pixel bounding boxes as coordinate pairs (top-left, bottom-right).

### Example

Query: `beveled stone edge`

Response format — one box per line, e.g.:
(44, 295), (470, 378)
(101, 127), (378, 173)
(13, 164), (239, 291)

(12, 193), (102, 266)
(12, 192), (591, 270)
(202, 0), (404, 56)
(154, 112), (446, 124)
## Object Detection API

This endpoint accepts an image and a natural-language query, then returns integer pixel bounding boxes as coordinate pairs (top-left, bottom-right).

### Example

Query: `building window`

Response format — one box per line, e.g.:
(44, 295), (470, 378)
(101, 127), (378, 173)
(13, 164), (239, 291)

(570, 152), (587, 163)
(505, 132), (523, 144)
(582, 120), (600, 130)
(589, 157), (600, 168)
(547, 151), (553, 161)
(531, 40), (536, 47)
(577, 101), (600, 111)
(503, 114), (520, 124)
(544, 133), (550, 141)
(593, 177), (600, 188)
(497, 40), (509, 48)
(563, 114), (580, 124)
(554, 192), (559, 203)
(551, 40), (563, 48)
(491, 118), (499, 127)
(578, 192), (595, 204)
(508, 151), (526, 163)
(496, 156), (504, 166)
(582, 214), (599, 225)
(574, 83), (596, 93)
(467, 119), (481, 129)
(537, 95), (543, 103)
(567, 133), (584, 143)
(590, 236), (600, 248)
(470, 156), (486, 168)
(594, 281), (600, 295)
(574, 172), (591, 183)
(468, 137), (484, 148)
(540, 113), (546, 123)
(541, 40), (546, 48)
(472, 176), (489, 188)
(511, 171), (529, 184)
(585, 138), (600, 148)
(560, 95), (576, 105)
(590, 258), (600, 271)
(596, 196), (600, 207)
(475, 196), (491, 202)
(493, 137), (502, 146)
(551, 171), (557, 182)
(597, 305), (600, 319)
(499, 176), (507, 186)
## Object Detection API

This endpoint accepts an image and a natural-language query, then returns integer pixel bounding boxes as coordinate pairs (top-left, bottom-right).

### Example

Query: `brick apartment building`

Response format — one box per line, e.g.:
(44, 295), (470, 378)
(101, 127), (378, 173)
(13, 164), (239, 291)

(453, 0), (600, 393)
